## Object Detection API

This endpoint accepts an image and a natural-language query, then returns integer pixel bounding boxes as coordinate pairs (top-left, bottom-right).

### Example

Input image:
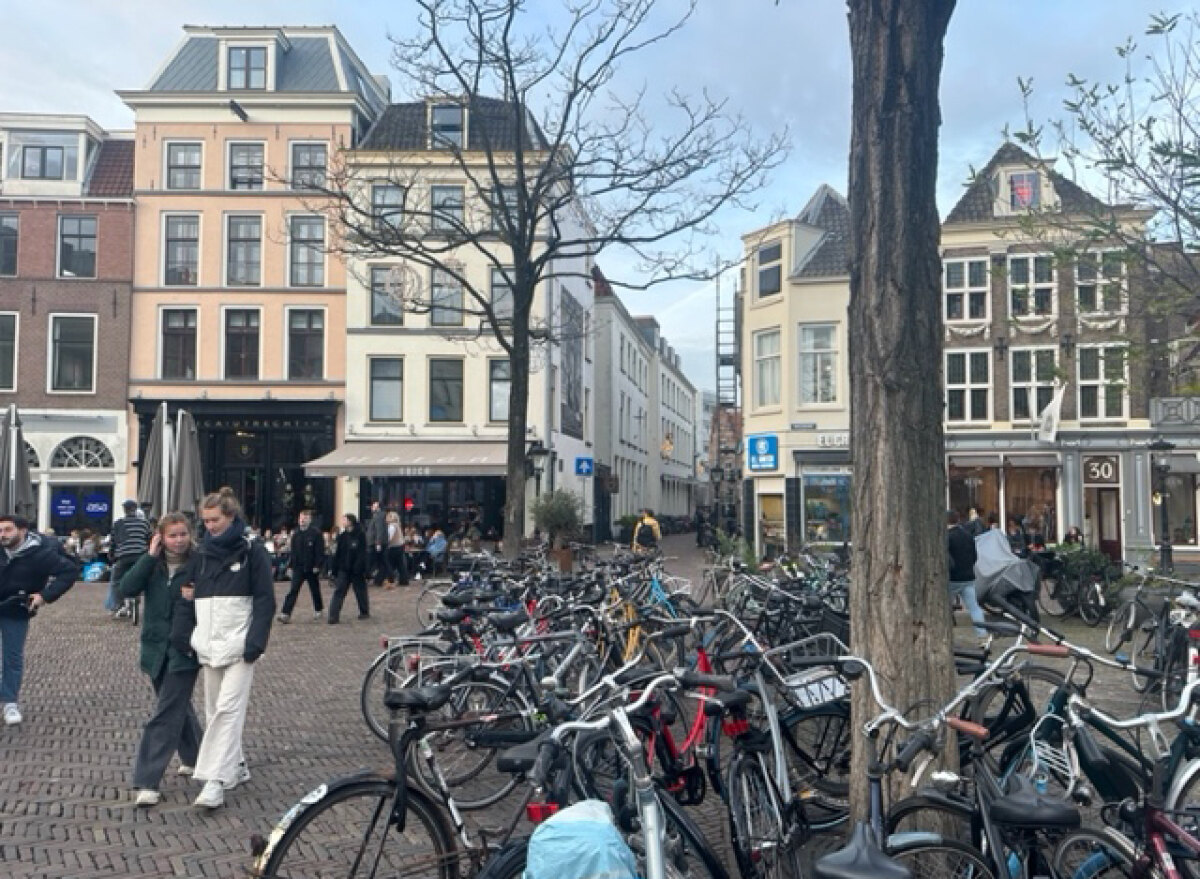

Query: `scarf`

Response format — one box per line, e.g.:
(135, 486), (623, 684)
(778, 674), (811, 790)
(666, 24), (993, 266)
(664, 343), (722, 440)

(203, 518), (248, 558)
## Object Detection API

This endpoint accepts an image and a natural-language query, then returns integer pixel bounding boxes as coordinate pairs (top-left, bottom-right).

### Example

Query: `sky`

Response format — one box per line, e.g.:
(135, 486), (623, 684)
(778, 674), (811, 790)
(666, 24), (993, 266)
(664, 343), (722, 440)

(0, 0), (1172, 392)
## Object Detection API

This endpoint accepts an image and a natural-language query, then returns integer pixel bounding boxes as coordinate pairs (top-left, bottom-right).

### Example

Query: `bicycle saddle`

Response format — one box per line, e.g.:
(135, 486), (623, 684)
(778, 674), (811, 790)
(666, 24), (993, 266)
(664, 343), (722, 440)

(383, 684), (454, 713)
(496, 730), (553, 774)
(487, 609), (529, 633)
(814, 820), (911, 879)
(988, 774), (1080, 829)
(440, 591), (474, 608)
(435, 608), (467, 624)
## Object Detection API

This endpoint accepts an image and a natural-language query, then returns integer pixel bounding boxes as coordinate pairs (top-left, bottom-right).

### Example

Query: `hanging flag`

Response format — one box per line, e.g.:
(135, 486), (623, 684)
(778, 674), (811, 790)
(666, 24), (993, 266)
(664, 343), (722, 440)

(1037, 381), (1068, 443)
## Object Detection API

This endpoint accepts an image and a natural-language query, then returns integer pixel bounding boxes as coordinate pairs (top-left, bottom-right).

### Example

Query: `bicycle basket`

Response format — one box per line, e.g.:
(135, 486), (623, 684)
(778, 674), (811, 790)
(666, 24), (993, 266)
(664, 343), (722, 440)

(819, 607), (851, 646)
(778, 633), (851, 710)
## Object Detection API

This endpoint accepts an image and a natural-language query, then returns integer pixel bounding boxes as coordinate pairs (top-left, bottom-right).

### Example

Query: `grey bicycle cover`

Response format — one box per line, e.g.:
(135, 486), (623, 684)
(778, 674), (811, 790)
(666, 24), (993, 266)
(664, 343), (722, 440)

(974, 528), (1037, 603)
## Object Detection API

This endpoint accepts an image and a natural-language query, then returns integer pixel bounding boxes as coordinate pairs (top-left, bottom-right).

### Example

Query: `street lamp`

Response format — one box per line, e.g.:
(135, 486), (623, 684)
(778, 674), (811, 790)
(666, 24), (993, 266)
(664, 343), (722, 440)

(525, 442), (551, 495)
(1149, 436), (1176, 573)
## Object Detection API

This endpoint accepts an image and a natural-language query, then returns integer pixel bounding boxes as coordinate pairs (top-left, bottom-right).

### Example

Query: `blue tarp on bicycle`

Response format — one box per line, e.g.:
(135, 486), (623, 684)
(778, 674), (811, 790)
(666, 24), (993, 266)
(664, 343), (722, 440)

(974, 528), (1038, 607)
(525, 800), (638, 879)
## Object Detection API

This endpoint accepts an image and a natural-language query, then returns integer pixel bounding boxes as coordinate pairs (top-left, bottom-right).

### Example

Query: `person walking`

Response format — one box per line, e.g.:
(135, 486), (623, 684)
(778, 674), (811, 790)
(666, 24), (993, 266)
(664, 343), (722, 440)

(385, 511), (407, 587)
(328, 514), (369, 623)
(277, 510), (325, 623)
(365, 501), (389, 587)
(631, 508), (662, 555)
(120, 513), (204, 806)
(179, 488), (275, 810)
(107, 499), (152, 616)
(0, 515), (79, 725)
(947, 509), (987, 642)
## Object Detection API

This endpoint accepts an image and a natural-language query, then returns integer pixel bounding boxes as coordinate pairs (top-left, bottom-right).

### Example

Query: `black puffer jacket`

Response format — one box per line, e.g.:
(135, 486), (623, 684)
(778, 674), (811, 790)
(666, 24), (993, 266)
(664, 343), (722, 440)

(0, 533), (79, 618)
(289, 525), (326, 573)
(331, 525), (368, 577)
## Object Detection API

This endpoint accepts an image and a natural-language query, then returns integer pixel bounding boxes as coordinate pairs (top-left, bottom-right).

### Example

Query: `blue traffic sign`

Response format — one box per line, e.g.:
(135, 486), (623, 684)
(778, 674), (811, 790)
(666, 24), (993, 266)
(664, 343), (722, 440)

(746, 434), (779, 472)
(575, 457), (594, 476)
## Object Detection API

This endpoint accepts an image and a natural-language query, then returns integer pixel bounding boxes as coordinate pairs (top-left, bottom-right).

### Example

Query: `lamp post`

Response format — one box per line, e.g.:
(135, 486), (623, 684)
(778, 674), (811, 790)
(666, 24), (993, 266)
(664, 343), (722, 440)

(525, 442), (550, 497)
(1149, 437), (1176, 573)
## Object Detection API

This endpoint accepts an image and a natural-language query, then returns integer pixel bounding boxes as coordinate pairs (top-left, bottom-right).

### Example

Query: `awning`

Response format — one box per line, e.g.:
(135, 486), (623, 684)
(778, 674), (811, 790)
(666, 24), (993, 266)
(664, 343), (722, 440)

(1005, 454), (1060, 468)
(304, 441), (509, 478)
(1168, 454), (1200, 474)
(948, 454), (1002, 468)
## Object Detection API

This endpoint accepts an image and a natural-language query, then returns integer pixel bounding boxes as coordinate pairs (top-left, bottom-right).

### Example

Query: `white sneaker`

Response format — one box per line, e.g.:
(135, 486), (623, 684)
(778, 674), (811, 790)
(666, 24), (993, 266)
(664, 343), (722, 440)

(276, 612), (290, 624)
(223, 762), (252, 791)
(177, 764), (194, 777)
(135, 789), (161, 807)
(313, 610), (323, 621)
(3, 703), (21, 725)
(193, 779), (225, 809)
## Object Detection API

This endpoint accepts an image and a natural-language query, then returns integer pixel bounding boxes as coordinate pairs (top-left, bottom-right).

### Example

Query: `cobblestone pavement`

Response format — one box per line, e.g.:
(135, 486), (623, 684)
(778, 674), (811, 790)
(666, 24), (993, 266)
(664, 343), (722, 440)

(0, 535), (1144, 877)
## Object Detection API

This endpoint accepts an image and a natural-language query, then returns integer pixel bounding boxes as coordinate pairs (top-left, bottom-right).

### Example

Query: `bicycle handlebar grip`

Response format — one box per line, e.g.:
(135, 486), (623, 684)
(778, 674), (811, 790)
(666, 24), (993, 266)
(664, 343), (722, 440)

(530, 739), (560, 786)
(678, 671), (736, 692)
(894, 730), (935, 772)
(946, 716), (989, 740)
(658, 624), (693, 640)
(1028, 643), (1071, 658)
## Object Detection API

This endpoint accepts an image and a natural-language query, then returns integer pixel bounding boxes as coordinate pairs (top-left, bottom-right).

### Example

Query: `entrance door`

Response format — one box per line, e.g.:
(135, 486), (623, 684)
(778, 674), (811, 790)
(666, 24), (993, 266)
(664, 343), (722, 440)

(224, 468), (263, 529)
(1084, 486), (1122, 562)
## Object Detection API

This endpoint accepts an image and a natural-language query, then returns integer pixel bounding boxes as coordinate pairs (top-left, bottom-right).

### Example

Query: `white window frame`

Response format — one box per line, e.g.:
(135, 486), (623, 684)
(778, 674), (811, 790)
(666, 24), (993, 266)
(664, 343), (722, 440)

(490, 267), (514, 324)
(0, 213), (18, 278)
(431, 267), (464, 327)
(1007, 253), (1057, 318)
(945, 347), (990, 424)
(288, 140), (328, 190)
(797, 322), (839, 407)
(942, 257), (990, 323)
(163, 140), (204, 191)
(226, 140), (266, 191)
(371, 182), (406, 232)
(157, 305), (199, 381)
(753, 328), (781, 410)
(430, 183), (465, 232)
(226, 44), (269, 91)
(1077, 344), (1129, 422)
(56, 214), (98, 280)
(161, 212), (201, 287)
(367, 356), (404, 423)
(46, 312), (97, 395)
(1009, 346), (1058, 424)
(488, 358), (511, 423)
(287, 214), (326, 288)
(0, 311), (18, 392)
(757, 240), (782, 298)
(430, 102), (466, 149)
(284, 305), (328, 382)
(223, 212), (263, 288)
(428, 357), (465, 423)
(1075, 249), (1128, 317)
(369, 266), (405, 327)
(219, 305), (263, 382)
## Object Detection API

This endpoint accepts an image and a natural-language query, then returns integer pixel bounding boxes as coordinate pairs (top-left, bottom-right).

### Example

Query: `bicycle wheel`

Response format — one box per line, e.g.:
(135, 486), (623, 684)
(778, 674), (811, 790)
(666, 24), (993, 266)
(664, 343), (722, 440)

(965, 663), (1067, 756)
(361, 640), (446, 742)
(1160, 628), (1190, 711)
(886, 836), (996, 879)
(727, 755), (805, 879)
(1105, 600), (1144, 654)
(1164, 764), (1200, 879)
(1038, 572), (1072, 618)
(1128, 618), (1159, 693)
(258, 780), (458, 879)
(414, 583), (455, 626)
(1078, 577), (1106, 627)
(1051, 826), (1136, 879)
(780, 704), (851, 830)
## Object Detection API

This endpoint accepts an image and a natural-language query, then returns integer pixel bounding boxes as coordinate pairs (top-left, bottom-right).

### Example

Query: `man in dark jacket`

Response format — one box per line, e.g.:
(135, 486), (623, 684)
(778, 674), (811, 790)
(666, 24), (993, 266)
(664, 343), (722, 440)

(947, 510), (986, 641)
(277, 510), (325, 623)
(328, 514), (369, 624)
(364, 501), (389, 586)
(0, 514), (80, 725)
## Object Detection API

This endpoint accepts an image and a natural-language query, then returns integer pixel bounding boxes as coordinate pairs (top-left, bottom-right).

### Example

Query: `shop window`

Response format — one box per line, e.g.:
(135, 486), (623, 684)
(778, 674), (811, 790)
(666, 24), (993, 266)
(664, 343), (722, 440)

(1161, 472), (1197, 548)
(803, 474), (850, 543)
(1005, 465), (1058, 544)
(948, 465), (1000, 522)
(759, 493), (786, 558)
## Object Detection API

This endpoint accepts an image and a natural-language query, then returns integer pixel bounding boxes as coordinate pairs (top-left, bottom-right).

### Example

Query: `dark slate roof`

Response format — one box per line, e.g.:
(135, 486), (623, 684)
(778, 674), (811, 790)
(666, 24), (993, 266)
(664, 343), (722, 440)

(276, 38), (338, 91)
(84, 140), (134, 197)
(944, 141), (1112, 224)
(151, 37), (219, 91)
(359, 96), (548, 151)
(793, 184), (851, 279)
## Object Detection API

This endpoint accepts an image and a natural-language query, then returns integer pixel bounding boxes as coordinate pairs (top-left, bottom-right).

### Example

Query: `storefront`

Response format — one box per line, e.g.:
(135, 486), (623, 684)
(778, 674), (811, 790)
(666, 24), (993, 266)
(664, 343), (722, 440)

(20, 412), (126, 535)
(947, 452), (1059, 542)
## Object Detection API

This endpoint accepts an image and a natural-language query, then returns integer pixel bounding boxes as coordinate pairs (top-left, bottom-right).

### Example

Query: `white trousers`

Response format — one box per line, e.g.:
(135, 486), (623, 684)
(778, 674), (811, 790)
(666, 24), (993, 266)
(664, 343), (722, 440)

(193, 661), (254, 785)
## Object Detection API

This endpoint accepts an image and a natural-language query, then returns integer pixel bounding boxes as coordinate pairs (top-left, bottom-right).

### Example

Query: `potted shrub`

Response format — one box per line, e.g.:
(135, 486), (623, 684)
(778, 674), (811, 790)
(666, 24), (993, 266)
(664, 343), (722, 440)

(531, 489), (584, 571)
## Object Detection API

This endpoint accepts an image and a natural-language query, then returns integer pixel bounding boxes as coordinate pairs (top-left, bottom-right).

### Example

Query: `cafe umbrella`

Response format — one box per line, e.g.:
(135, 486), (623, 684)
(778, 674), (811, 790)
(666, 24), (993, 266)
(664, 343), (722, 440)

(168, 409), (204, 518)
(0, 404), (36, 519)
(136, 401), (173, 521)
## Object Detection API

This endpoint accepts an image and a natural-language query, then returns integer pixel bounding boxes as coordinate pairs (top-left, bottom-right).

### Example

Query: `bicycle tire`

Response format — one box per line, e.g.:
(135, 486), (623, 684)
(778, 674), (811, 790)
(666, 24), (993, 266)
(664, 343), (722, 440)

(887, 792), (977, 845)
(258, 779), (458, 879)
(1160, 627), (1191, 712)
(1163, 760), (1200, 879)
(779, 704), (851, 830)
(1079, 578), (1105, 627)
(886, 835), (997, 879)
(964, 663), (1067, 757)
(1038, 572), (1072, 618)
(1105, 599), (1144, 654)
(727, 754), (804, 879)
(1129, 618), (1159, 693)
(414, 583), (455, 627)
(360, 640), (447, 742)
(1051, 825), (1136, 879)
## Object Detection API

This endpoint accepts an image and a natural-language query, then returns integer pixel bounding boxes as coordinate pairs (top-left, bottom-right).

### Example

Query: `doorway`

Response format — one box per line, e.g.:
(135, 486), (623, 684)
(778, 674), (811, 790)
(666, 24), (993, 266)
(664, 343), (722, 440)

(1084, 486), (1122, 562)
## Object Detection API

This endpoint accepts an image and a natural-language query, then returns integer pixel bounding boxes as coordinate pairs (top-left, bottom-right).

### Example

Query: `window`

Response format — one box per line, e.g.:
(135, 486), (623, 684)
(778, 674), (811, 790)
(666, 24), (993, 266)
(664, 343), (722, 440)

(160, 308), (197, 380)
(369, 267), (404, 326)
(58, 216), (96, 278)
(51, 436), (113, 468)
(1078, 346), (1127, 420)
(945, 350), (989, 423)
(372, 184), (405, 233)
(166, 143), (202, 190)
(1008, 255), (1055, 317)
(491, 268), (514, 322)
(491, 185), (519, 231)
(50, 315), (95, 392)
(431, 268), (463, 326)
(22, 145), (64, 179)
(0, 314), (14, 390)
(289, 216), (325, 287)
(226, 215), (261, 286)
(5, 132), (77, 181)
(799, 324), (837, 405)
(224, 309), (260, 380)
(1011, 348), (1057, 422)
(944, 258), (988, 321)
(431, 185), (464, 232)
(0, 215), (17, 276)
(164, 215), (199, 285)
(290, 143), (326, 189)
(753, 329), (781, 408)
(429, 359), (464, 422)
(1076, 251), (1126, 315)
(489, 360), (511, 422)
(369, 358), (403, 421)
(1009, 170), (1040, 210)
(229, 143), (264, 190)
(287, 309), (324, 380)
(228, 46), (266, 90)
(758, 241), (782, 297)
(431, 103), (464, 149)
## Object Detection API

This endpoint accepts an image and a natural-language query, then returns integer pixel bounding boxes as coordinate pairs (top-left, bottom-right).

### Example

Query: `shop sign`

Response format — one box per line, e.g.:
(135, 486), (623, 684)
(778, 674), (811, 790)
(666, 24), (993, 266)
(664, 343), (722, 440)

(746, 434), (779, 472)
(1083, 455), (1120, 485)
(52, 494), (76, 518)
(817, 433), (850, 448)
(790, 422), (817, 431)
(83, 493), (110, 518)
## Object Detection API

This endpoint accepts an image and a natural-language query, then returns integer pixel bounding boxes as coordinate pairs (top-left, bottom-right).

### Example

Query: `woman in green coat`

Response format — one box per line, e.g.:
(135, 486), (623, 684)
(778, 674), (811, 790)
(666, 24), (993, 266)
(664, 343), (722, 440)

(119, 512), (203, 806)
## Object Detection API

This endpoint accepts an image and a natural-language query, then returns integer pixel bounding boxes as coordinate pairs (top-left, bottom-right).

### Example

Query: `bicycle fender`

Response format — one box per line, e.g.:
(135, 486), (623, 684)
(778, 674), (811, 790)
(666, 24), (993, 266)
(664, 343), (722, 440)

(886, 830), (945, 848)
(1166, 755), (1200, 813)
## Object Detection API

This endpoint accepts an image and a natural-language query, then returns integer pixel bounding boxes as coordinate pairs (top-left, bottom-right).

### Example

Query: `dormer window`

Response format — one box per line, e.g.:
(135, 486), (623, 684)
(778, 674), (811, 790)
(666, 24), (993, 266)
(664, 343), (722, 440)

(1009, 171), (1040, 210)
(5, 132), (79, 181)
(431, 103), (465, 149)
(228, 46), (267, 90)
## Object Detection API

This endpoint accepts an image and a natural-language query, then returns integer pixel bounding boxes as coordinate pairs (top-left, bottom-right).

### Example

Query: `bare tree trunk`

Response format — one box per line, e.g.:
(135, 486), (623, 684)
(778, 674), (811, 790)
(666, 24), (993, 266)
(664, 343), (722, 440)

(502, 316), (532, 558)
(846, 0), (957, 815)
